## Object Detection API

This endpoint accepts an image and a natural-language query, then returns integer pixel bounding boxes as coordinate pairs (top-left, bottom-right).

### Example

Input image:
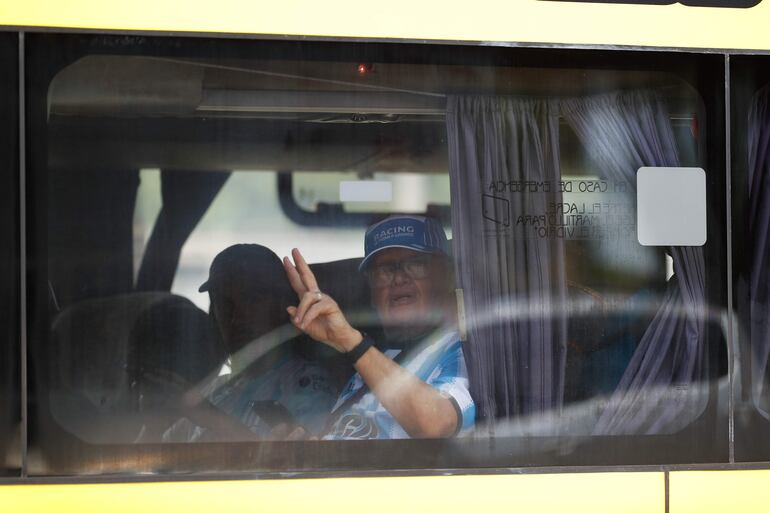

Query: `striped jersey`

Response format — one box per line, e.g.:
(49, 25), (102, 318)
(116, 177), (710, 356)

(324, 330), (475, 439)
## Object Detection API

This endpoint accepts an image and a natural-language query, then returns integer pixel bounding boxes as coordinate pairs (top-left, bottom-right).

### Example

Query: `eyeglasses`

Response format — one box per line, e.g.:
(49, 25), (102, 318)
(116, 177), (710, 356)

(367, 255), (431, 288)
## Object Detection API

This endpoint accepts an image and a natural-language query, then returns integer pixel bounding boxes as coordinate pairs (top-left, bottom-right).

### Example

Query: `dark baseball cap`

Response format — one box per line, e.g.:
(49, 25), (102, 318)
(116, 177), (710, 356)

(198, 244), (289, 295)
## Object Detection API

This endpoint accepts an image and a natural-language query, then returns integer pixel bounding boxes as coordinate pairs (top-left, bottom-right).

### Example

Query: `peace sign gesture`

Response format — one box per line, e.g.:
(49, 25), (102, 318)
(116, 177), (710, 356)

(282, 248), (362, 353)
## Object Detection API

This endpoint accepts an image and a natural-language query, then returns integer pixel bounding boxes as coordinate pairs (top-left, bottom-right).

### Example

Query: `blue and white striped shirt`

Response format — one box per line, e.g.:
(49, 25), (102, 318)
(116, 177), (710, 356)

(325, 330), (475, 439)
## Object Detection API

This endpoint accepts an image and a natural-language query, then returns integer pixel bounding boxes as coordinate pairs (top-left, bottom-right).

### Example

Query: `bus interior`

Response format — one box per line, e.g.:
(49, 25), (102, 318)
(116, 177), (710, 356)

(8, 34), (733, 475)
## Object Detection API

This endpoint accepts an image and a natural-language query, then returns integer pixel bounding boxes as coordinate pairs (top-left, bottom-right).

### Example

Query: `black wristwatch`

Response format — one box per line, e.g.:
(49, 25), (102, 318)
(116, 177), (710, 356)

(345, 333), (375, 366)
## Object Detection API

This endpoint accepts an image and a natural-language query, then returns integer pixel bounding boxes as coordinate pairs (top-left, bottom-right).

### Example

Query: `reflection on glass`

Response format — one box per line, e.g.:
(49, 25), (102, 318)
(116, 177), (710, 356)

(33, 45), (726, 474)
(748, 85), (770, 419)
(155, 217), (471, 442)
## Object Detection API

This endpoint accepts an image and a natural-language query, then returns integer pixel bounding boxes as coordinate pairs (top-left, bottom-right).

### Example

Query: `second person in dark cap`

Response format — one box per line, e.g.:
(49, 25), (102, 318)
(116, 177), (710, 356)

(199, 244), (295, 357)
(163, 244), (336, 441)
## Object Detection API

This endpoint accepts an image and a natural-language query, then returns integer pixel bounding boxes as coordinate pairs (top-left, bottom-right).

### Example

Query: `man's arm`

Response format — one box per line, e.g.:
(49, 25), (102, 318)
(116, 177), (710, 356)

(343, 331), (459, 438)
(283, 249), (459, 439)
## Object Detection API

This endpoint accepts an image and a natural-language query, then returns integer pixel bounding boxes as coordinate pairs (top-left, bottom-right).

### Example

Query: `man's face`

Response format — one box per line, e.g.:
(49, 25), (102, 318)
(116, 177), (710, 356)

(210, 286), (284, 354)
(367, 248), (451, 335)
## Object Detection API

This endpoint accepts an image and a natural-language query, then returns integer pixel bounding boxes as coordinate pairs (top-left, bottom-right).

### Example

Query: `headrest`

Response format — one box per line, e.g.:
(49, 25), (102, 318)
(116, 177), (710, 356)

(48, 292), (222, 442)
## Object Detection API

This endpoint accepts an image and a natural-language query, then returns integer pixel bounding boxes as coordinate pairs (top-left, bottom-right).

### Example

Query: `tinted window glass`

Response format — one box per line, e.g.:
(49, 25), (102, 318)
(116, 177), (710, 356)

(27, 34), (728, 475)
(731, 55), (770, 462)
(0, 32), (20, 477)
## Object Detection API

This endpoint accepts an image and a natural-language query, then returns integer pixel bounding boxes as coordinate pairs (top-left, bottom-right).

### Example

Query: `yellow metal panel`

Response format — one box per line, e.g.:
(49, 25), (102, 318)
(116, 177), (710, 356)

(670, 470), (770, 513)
(0, 472), (664, 513)
(0, 0), (769, 51)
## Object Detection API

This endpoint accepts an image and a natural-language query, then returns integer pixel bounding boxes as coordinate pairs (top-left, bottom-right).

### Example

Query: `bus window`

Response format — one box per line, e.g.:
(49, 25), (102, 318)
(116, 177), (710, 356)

(731, 55), (770, 463)
(145, 169), (452, 311)
(167, 171), (370, 311)
(0, 32), (19, 477)
(26, 34), (727, 475)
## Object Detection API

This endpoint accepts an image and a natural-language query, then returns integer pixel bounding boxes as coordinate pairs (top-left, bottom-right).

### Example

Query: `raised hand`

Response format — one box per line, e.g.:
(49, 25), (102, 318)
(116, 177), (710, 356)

(282, 248), (362, 353)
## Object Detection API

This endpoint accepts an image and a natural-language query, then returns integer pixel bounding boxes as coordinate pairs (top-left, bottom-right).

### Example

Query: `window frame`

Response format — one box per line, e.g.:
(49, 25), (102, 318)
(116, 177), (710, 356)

(24, 32), (730, 477)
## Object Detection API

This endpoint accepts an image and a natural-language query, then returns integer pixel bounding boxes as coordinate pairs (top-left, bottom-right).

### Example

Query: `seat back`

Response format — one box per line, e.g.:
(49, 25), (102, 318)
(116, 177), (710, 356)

(47, 292), (223, 443)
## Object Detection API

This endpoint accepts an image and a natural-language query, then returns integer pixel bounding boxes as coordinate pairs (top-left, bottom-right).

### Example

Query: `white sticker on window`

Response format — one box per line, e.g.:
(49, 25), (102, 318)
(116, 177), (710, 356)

(636, 167), (707, 246)
(340, 181), (393, 203)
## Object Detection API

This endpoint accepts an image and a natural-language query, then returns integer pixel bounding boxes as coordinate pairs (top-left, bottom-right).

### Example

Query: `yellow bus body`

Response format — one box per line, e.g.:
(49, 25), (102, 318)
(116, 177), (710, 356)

(0, 470), (769, 512)
(1, 473), (667, 513)
(1, 1), (769, 512)
(1, 0), (770, 51)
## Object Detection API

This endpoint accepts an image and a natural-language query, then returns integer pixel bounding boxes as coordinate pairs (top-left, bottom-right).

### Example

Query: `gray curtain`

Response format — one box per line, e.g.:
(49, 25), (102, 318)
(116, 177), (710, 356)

(561, 91), (708, 434)
(748, 86), (770, 419)
(446, 96), (567, 429)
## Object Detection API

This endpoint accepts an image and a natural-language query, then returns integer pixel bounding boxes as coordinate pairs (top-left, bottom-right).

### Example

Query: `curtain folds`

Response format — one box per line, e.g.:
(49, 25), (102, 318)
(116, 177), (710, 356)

(562, 92), (707, 434)
(447, 91), (708, 435)
(446, 96), (567, 429)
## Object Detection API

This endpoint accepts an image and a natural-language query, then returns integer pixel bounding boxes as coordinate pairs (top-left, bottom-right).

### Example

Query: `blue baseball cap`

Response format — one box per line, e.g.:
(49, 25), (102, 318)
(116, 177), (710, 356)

(358, 215), (450, 272)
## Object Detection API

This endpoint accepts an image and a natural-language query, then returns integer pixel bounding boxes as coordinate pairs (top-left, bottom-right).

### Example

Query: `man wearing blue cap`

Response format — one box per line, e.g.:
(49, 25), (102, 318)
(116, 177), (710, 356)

(283, 215), (475, 439)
